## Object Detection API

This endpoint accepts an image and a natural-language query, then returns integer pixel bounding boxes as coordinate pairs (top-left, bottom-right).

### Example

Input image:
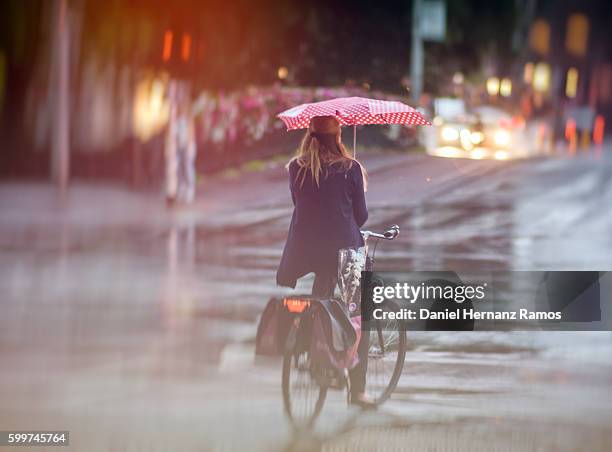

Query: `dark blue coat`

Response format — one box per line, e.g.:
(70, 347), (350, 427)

(277, 160), (368, 288)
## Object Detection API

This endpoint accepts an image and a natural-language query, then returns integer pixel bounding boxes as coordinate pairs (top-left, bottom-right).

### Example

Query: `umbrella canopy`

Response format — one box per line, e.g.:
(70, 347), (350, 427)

(277, 96), (430, 130)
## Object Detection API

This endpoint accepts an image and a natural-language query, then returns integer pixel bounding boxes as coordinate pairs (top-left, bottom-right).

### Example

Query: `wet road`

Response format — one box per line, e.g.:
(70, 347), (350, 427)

(1, 150), (612, 451)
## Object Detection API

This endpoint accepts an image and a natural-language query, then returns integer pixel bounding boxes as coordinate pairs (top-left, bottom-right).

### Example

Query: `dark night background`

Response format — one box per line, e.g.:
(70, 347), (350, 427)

(1, 0), (611, 178)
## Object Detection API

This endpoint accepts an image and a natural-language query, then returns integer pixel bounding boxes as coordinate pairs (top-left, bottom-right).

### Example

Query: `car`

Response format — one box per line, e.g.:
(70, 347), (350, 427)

(422, 98), (530, 160)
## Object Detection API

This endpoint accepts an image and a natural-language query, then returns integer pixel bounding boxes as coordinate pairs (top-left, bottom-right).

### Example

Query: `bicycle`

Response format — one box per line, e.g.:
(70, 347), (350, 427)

(281, 225), (407, 425)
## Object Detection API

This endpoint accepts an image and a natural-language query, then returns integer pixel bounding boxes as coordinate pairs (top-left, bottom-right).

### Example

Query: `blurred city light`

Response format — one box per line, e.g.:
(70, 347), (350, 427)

(494, 129), (511, 147)
(431, 146), (461, 158)
(494, 150), (509, 160)
(452, 72), (464, 84)
(565, 118), (577, 141)
(566, 13), (589, 57)
(486, 77), (500, 96)
(277, 66), (288, 80)
(133, 76), (170, 141)
(533, 62), (551, 92)
(593, 115), (605, 145)
(181, 33), (192, 61)
(470, 149), (486, 159)
(470, 131), (484, 144)
(529, 19), (550, 55)
(500, 78), (512, 97)
(163, 30), (173, 62)
(441, 125), (459, 141)
(566, 67), (579, 98)
(523, 62), (534, 83)
(460, 128), (473, 150)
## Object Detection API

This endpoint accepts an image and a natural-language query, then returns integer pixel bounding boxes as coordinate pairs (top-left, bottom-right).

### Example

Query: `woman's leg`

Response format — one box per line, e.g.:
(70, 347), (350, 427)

(349, 328), (369, 395)
(313, 271), (370, 397)
(176, 146), (187, 202)
(311, 272), (337, 299)
(183, 148), (196, 203)
(165, 143), (178, 202)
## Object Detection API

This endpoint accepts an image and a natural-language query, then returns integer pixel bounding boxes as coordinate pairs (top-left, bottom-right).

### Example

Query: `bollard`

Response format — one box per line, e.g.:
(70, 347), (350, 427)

(593, 115), (604, 143)
(565, 118), (577, 155)
(593, 115), (605, 159)
(580, 129), (591, 153)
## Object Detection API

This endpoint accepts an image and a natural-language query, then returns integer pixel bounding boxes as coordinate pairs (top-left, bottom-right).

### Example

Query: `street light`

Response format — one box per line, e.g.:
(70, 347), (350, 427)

(533, 62), (551, 93)
(277, 66), (288, 80)
(566, 68), (579, 98)
(486, 77), (500, 96)
(133, 76), (170, 142)
(452, 72), (464, 84)
(500, 78), (512, 97)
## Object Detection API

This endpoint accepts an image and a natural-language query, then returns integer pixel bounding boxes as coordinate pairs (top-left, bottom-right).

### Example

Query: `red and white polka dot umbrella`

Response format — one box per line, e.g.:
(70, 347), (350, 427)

(277, 96), (430, 155)
(277, 96), (431, 130)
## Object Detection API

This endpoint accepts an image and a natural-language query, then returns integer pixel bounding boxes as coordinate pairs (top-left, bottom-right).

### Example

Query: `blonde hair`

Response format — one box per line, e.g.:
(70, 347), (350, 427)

(288, 116), (367, 189)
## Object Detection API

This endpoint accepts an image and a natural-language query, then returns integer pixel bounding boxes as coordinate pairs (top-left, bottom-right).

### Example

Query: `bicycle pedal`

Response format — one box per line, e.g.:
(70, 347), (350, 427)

(311, 368), (347, 390)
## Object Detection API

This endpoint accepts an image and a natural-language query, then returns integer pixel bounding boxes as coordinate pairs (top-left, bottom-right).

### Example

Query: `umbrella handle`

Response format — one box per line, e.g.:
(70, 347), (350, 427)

(353, 125), (357, 158)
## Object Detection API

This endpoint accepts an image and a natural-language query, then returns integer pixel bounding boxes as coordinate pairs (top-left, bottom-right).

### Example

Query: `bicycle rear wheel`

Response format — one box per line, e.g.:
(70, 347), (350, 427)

(364, 303), (407, 404)
(282, 350), (327, 425)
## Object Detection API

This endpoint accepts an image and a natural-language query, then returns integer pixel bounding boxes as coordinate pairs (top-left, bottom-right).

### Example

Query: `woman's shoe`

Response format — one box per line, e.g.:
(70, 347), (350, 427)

(349, 393), (377, 410)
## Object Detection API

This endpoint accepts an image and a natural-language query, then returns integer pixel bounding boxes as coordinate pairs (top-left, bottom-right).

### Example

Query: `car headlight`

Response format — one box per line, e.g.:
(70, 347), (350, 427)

(441, 126), (459, 141)
(471, 131), (484, 144)
(494, 129), (511, 147)
(459, 128), (471, 140)
(494, 150), (509, 160)
(470, 149), (486, 159)
(459, 128), (473, 150)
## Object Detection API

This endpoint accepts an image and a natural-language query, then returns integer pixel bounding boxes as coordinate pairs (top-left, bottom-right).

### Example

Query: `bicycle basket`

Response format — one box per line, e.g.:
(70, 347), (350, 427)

(337, 247), (366, 315)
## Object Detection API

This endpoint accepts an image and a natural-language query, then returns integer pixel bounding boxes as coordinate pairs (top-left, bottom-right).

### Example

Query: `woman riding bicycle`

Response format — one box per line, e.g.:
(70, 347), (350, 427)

(276, 115), (375, 408)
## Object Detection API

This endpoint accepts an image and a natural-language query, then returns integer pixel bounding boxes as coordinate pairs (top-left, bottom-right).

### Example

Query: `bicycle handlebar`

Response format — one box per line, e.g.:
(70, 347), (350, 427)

(361, 224), (400, 241)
